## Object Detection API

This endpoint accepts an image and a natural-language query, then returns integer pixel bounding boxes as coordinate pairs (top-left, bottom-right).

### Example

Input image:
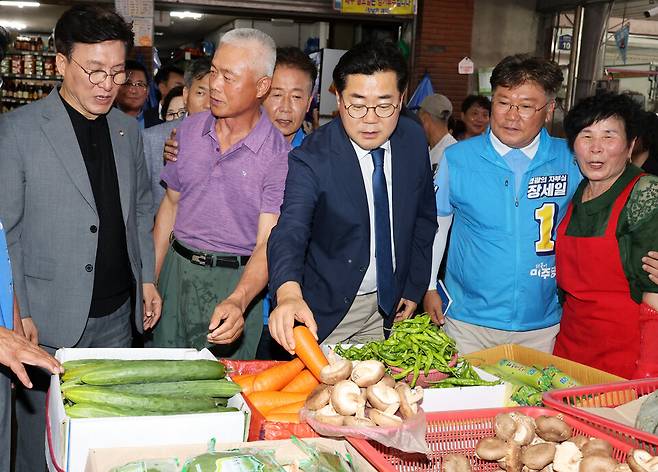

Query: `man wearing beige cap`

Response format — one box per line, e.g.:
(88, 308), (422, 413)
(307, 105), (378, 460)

(418, 94), (456, 176)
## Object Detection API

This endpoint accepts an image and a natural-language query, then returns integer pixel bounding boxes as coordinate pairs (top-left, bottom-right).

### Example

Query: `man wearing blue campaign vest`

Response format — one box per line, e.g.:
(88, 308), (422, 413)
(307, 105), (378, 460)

(427, 55), (581, 354)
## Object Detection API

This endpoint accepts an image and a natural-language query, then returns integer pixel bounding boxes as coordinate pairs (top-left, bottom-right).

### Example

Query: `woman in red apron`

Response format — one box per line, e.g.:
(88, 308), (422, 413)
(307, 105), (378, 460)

(554, 93), (658, 379)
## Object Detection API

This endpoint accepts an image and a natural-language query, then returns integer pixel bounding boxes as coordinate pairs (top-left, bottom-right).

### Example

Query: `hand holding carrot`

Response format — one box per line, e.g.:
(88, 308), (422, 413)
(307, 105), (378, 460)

(269, 282), (317, 354)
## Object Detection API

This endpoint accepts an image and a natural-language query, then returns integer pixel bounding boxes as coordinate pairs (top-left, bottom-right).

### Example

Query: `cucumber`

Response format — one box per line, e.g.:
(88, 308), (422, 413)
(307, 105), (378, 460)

(61, 360), (131, 382)
(62, 359), (116, 370)
(60, 378), (83, 392)
(65, 402), (237, 418)
(107, 379), (240, 398)
(80, 360), (226, 385)
(64, 385), (225, 412)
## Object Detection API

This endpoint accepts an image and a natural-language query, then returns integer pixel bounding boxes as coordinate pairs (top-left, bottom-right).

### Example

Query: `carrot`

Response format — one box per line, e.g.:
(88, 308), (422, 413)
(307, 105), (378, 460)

(265, 412), (300, 423)
(252, 358), (305, 392)
(293, 325), (328, 381)
(267, 401), (305, 415)
(281, 369), (320, 393)
(247, 391), (309, 414)
(231, 373), (255, 396)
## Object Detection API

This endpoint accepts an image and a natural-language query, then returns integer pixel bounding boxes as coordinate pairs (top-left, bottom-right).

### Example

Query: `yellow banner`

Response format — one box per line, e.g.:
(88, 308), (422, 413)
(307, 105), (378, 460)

(341, 0), (415, 15)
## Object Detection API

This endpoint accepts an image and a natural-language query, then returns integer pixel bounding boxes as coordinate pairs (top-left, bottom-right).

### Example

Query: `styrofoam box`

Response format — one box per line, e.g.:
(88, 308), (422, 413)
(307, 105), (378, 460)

(46, 348), (251, 472)
(322, 344), (509, 411)
(420, 367), (510, 411)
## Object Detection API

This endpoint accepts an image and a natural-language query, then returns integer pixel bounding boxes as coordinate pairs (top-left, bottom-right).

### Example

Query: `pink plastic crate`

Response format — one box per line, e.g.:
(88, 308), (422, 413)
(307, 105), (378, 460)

(543, 377), (658, 453)
(347, 407), (634, 471)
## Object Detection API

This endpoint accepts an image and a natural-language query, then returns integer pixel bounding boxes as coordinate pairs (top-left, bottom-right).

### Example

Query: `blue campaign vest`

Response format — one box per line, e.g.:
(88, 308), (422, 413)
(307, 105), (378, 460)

(444, 128), (582, 331)
(0, 221), (13, 330)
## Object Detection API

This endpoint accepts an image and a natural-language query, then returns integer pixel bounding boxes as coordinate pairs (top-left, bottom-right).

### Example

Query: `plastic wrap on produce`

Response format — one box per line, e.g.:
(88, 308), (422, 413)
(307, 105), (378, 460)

(300, 407), (430, 454)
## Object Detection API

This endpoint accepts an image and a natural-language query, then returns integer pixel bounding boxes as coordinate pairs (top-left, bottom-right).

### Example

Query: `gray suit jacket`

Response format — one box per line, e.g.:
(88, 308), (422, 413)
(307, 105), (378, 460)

(141, 118), (180, 214)
(0, 89), (156, 348)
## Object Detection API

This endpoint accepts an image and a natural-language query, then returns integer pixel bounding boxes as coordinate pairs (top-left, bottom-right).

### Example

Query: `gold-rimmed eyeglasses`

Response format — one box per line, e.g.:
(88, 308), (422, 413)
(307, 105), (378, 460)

(492, 99), (552, 119)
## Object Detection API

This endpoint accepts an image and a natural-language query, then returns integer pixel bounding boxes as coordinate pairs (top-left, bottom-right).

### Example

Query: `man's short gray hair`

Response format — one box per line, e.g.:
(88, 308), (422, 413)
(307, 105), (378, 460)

(219, 28), (276, 77)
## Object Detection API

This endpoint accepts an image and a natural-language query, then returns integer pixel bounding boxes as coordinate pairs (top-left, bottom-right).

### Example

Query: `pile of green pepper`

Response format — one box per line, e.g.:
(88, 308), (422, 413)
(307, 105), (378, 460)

(334, 314), (498, 388)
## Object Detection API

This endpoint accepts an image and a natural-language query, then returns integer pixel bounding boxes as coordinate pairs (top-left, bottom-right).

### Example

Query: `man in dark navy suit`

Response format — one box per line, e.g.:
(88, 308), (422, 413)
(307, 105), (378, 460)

(267, 41), (437, 353)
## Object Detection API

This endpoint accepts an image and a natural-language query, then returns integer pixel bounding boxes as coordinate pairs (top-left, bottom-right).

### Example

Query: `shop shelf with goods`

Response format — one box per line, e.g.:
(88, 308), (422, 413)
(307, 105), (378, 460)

(1, 34), (60, 113)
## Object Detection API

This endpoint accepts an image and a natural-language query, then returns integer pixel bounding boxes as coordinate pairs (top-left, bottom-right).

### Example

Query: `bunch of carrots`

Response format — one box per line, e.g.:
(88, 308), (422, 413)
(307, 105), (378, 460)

(231, 326), (328, 424)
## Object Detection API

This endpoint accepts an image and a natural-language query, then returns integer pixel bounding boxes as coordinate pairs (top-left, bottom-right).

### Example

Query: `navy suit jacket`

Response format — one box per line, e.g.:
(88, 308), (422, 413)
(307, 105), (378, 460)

(267, 115), (437, 342)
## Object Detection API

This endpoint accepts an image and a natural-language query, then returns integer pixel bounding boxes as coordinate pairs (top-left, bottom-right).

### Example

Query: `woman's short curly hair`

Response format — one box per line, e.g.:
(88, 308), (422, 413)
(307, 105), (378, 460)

(563, 92), (643, 151)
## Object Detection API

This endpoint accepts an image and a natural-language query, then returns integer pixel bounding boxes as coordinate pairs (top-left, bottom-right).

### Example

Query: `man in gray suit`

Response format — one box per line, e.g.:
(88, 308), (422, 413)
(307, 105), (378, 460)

(142, 57), (211, 213)
(0, 6), (161, 470)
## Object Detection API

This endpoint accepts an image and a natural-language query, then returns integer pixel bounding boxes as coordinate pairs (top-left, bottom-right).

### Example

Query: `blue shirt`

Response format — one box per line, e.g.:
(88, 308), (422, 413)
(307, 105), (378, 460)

(0, 220), (13, 330)
(291, 128), (306, 149)
(136, 109), (145, 130)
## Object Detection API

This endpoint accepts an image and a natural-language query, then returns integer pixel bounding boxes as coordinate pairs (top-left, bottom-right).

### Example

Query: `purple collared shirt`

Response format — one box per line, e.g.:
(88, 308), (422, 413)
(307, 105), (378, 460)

(161, 109), (290, 255)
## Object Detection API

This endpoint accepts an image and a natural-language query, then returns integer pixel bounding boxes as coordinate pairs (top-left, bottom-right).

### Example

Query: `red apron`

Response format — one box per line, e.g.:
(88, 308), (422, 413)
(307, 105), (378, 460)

(553, 174), (643, 379)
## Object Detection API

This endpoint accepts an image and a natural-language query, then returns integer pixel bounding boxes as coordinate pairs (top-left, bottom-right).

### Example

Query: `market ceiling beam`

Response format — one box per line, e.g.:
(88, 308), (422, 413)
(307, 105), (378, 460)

(536, 0), (613, 13)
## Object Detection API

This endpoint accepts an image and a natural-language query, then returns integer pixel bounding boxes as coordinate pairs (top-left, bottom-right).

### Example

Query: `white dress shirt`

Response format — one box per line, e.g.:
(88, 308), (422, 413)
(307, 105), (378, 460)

(490, 130), (540, 159)
(429, 132), (457, 176)
(351, 139), (396, 295)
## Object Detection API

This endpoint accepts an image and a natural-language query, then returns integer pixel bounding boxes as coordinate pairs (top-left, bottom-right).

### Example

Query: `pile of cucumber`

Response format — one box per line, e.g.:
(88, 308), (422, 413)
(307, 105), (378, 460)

(60, 359), (242, 418)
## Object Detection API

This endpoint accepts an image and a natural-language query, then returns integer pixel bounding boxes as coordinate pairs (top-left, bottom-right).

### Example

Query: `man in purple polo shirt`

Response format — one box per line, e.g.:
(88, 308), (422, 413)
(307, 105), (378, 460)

(152, 28), (290, 359)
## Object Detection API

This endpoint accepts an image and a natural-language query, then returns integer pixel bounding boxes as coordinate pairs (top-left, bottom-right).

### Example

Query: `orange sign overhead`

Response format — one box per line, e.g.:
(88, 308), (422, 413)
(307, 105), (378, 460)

(341, 0), (415, 15)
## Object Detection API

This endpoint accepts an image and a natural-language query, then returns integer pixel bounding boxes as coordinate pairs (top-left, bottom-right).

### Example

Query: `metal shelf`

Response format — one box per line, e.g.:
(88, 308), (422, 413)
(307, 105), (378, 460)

(0, 97), (32, 105)
(7, 50), (56, 57)
(2, 74), (61, 81)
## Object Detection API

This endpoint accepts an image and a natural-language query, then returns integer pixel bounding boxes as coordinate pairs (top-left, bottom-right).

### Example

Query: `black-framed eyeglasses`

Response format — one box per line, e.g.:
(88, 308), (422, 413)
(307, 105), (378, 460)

(166, 109), (186, 120)
(123, 80), (148, 90)
(69, 57), (129, 86)
(343, 102), (399, 119)
(492, 99), (553, 119)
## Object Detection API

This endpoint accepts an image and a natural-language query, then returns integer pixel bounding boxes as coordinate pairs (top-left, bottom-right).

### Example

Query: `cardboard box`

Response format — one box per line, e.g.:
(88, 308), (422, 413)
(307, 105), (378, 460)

(464, 344), (625, 385)
(85, 437), (378, 472)
(421, 367), (510, 411)
(47, 348), (251, 472)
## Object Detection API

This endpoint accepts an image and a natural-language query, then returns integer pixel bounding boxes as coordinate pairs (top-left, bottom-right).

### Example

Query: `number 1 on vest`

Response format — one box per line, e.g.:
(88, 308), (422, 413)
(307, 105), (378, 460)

(534, 202), (557, 255)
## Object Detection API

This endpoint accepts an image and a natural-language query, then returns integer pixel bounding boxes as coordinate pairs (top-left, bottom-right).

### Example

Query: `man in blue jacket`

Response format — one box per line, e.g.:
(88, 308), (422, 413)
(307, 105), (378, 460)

(267, 41), (437, 352)
(426, 55), (581, 354)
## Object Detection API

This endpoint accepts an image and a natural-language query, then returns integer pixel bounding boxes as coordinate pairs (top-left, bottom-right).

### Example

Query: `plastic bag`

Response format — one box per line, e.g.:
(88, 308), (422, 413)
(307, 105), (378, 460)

(290, 436), (355, 472)
(181, 448), (284, 472)
(300, 407), (430, 454)
(110, 458), (179, 472)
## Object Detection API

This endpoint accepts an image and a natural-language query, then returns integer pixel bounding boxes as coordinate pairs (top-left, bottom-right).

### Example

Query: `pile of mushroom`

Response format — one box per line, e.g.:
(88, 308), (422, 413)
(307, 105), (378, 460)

(304, 357), (423, 427)
(468, 412), (634, 472)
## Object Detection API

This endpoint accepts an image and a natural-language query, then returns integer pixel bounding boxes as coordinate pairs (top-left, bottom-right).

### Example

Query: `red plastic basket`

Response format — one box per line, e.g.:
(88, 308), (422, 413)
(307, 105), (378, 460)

(222, 359), (320, 441)
(389, 355), (459, 388)
(543, 377), (658, 454)
(346, 406), (634, 472)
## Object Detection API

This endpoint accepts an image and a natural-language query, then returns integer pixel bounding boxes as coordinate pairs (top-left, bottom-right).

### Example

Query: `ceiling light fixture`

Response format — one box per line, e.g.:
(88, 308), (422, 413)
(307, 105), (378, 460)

(0, 20), (27, 30)
(170, 11), (203, 20)
(0, 1), (40, 7)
